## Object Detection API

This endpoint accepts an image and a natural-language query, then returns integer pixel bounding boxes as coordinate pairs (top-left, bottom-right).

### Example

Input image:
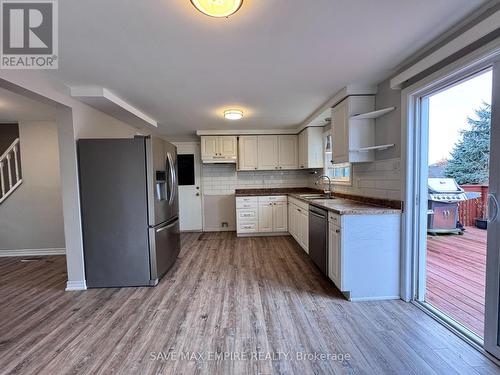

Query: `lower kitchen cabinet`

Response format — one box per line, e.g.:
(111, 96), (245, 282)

(328, 221), (341, 287)
(236, 196), (288, 236)
(288, 197), (309, 253)
(327, 212), (400, 301)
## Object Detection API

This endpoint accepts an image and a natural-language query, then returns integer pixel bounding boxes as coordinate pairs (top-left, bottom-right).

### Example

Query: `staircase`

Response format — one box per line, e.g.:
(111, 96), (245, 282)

(0, 138), (22, 204)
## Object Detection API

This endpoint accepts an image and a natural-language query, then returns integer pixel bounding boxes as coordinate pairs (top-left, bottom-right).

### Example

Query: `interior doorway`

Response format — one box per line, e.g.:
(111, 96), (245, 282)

(174, 142), (203, 231)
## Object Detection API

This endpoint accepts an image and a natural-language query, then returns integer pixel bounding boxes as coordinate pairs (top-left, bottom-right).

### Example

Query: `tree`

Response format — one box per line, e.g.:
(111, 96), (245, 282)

(445, 103), (491, 185)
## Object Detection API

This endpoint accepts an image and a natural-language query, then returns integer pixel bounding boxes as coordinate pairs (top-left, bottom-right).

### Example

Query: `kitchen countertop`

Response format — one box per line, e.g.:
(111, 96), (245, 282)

(290, 194), (401, 215)
(235, 188), (402, 215)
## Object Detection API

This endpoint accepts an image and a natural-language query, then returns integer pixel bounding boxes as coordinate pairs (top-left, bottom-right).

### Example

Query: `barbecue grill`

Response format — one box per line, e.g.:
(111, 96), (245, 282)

(428, 178), (467, 235)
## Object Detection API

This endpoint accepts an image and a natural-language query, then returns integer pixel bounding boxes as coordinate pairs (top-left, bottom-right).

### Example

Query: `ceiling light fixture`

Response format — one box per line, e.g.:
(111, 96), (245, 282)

(224, 109), (243, 120)
(190, 0), (243, 18)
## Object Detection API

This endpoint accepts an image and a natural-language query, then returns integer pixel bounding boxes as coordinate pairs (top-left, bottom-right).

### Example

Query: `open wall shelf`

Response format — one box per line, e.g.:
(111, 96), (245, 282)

(350, 107), (396, 120)
(351, 144), (395, 152)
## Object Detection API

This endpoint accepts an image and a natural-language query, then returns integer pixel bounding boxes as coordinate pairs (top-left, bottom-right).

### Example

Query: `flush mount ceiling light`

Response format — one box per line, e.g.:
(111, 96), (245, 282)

(190, 0), (243, 18)
(224, 109), (243, 120)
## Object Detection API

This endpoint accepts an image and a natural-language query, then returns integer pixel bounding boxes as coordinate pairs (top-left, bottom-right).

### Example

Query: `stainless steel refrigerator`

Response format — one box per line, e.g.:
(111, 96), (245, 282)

(78, 136), (180, 288)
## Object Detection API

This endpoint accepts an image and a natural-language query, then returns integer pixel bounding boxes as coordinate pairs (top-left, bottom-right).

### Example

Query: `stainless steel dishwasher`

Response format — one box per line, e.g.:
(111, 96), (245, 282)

(309, 205), (328, 275)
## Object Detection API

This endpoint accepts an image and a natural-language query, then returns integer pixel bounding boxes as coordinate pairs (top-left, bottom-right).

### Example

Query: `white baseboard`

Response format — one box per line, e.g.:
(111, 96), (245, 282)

(0, 248), (66, 257)
(66, 280), (87, 291)
(203, 227), (236, 232)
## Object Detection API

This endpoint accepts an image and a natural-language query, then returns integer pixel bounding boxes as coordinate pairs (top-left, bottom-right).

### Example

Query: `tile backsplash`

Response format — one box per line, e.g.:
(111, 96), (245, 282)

(325, 158), (402, 201)
(202, 158), (402, 201)
(202, 164), (320, 196)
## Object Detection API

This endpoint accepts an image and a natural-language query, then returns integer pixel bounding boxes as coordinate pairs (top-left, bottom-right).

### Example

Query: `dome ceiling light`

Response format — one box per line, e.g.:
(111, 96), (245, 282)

(224, 109), (243, 120)
(190, 0), (243, 18)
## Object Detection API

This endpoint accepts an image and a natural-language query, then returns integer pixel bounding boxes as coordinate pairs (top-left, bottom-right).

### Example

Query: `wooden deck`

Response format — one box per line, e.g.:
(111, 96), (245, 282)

(426, 226), (487, 338)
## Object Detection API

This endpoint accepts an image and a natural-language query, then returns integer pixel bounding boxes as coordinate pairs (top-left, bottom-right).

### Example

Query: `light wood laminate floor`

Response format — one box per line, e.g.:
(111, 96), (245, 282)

(0, 232), (499, 375)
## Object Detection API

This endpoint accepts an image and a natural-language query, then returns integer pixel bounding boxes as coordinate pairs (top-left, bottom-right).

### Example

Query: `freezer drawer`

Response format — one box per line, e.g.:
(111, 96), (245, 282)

(150, 218), (180, 282)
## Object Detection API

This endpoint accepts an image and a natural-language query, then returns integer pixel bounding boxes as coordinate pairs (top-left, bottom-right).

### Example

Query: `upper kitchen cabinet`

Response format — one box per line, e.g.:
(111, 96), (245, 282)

(278, 135), (298, 169)
(331, 96), (395, 163)
(201, 136), (237, 163)
(239, 135), (298, 171)
(257, 135), (279, 170)
(298, 127), (324, 169)
(238, 136), (258, 170)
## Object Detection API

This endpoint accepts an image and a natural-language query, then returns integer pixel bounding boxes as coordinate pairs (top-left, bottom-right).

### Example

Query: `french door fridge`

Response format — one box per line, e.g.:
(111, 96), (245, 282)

(78, 136), (180, 288)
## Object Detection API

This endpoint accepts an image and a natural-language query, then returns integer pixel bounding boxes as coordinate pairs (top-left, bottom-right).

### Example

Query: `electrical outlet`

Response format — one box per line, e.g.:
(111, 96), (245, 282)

(221, 222), (228, 228)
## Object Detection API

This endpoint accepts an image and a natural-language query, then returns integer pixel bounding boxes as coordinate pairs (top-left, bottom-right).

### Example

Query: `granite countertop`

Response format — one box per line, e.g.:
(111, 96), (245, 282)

(235, 188), (402, 215)
(289, 194), (401, 215)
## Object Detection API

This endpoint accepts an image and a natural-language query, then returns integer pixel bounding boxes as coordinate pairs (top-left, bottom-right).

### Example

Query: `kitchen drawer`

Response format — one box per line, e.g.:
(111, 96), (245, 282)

(237, 222), (258, 233)
(329, 212), (341, 226)
(236, 196), (258, 204)
(289, 197), (309, 211)
(258, 195), (287, 203)
(237, 209), (258, 221)
(236, 200), (258, 209)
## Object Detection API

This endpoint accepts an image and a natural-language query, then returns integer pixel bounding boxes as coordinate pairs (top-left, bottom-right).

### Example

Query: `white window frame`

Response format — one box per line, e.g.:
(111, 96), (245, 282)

(323, 130), (352, 185)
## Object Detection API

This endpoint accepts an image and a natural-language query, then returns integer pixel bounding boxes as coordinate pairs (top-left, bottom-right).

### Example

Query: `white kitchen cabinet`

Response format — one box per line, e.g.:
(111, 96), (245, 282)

(288, 197), (309, 253)
(298, 210), (309, 253)
(327, 211), (401, 301)
(237, 196), (288, 236)
(201, 136), (237, 163)
(288, 203), (298, 240)
(298, 127), (324, 169)
(201, 136), (218, 160)
(238, 135), (298, 171)
(258, 202), (274, 232)
(236, 197), (258, 234)
(238, 136), (258, 170)
(257, 136), (279, 170)
(273, 202), (288, 232)
(332, 100), (349, 163)
(278, 135), (298, 169)
(331, 95), (393, 163)
(328, 221), (341, 288)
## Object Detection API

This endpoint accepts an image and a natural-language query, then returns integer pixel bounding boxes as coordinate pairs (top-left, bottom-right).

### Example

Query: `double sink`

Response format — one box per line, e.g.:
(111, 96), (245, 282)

(298, 193), (335, 200)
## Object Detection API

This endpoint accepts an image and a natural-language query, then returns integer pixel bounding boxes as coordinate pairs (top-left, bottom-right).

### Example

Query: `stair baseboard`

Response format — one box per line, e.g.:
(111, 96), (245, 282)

(0, 247), (66, 257)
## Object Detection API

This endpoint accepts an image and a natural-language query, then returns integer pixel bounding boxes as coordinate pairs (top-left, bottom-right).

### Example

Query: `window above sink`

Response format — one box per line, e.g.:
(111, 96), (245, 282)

(323, 131), (352, 186)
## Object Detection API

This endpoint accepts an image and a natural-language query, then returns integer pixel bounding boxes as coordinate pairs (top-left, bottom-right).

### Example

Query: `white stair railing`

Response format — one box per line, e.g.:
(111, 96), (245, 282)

(0, 138), (22, 204)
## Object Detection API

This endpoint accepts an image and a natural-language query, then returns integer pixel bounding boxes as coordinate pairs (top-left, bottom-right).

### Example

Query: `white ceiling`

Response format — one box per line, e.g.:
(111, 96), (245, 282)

(0, 87), (58, 123)
(52, 0), (487, 139)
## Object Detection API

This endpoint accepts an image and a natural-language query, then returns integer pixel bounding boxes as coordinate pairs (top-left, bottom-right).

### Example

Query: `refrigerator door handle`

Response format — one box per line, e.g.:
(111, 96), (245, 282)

(167, 152), (176, 205)
(156, 220), (178, 232)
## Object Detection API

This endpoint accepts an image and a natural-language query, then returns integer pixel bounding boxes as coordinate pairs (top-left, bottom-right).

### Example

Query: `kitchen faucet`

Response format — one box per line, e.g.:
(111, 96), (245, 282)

(315, 175), (332, 198)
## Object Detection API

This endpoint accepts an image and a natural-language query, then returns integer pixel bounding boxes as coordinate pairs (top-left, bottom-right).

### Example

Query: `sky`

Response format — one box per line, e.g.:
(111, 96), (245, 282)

(428, 70), (492, 165)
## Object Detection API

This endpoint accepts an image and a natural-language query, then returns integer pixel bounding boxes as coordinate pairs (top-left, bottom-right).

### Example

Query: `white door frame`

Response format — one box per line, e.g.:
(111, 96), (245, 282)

(173, 141), (203, 232)
(401, 38), (500, 352)
(401, 38), (500, 302)
(485, 59), (500, 359)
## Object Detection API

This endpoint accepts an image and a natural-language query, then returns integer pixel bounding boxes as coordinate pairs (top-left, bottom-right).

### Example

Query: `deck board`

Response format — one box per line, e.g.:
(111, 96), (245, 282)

(426, 226), (487, 338)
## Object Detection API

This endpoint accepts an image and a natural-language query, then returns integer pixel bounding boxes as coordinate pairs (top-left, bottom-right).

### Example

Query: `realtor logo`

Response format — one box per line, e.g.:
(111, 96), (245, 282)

(1, 0), (58, 69)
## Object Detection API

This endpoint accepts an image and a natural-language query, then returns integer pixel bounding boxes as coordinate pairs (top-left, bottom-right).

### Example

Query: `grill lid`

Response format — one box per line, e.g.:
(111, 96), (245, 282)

(428, 178), (464, 193)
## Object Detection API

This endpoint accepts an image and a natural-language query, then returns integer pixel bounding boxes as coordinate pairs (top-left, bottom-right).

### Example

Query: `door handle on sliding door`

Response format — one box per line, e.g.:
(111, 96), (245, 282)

(488, 193), (499, 223)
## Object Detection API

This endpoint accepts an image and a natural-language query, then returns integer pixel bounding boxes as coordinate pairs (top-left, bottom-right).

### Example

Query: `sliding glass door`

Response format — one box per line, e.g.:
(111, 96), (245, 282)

(484, 60), (500, 358)
(410, 53), (500, 358)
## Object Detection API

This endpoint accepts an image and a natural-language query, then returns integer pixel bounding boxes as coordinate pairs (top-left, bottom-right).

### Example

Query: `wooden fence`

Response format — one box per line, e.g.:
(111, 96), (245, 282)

(458, 185), (488, 227)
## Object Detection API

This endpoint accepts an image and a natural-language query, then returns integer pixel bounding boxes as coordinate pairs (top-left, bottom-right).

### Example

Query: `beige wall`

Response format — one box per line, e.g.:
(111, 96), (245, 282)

(0, 121), (65, 251)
